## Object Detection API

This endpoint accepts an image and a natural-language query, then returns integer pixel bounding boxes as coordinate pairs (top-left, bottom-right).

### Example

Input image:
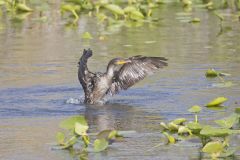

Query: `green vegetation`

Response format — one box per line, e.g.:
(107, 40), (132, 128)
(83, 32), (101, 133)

(160, 98), (240, 159)
(54, 115), (123, 154)
(0, 0), (240, 26)
(206, 69), (234, 88)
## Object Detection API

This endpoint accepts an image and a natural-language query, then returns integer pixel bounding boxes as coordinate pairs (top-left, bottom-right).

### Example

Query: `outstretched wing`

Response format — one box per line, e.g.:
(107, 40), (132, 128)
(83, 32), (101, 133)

(78, 49), (95, 92)
(108, 55), (168, 95)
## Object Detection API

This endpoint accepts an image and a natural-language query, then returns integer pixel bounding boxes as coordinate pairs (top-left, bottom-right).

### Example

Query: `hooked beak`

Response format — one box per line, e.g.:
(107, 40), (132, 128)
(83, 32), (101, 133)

(116, 59), (131, 65)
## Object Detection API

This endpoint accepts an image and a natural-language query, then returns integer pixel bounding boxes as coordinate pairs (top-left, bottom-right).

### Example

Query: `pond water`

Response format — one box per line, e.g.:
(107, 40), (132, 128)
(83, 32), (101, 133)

(1, 2), (240, 160)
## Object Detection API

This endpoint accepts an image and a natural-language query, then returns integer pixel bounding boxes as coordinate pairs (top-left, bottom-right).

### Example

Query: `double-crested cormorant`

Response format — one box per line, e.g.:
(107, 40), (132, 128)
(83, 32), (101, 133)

(78, 49), (168, 104)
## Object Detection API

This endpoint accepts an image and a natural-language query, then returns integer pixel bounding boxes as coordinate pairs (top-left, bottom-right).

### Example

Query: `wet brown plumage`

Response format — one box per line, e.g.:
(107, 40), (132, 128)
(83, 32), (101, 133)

(78, 49), (168, 104)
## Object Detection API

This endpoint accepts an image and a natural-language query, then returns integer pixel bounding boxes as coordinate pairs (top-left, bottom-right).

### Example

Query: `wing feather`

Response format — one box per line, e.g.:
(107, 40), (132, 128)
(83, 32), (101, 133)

(108, 56), (168, 95)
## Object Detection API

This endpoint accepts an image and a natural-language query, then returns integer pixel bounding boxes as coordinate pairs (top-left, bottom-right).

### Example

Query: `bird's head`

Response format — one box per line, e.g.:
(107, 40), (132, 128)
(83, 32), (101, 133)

(106, 58), (131, 76)
(111, 58), (131, 65)
(83, 48), (93, 58)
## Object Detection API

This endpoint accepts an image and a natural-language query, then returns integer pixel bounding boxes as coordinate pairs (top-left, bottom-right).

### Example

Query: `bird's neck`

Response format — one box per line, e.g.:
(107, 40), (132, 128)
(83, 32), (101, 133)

(106, 64), (115, 78)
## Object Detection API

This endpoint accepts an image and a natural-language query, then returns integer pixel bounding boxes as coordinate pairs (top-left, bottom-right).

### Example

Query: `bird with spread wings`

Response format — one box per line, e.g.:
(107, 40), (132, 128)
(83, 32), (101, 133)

(78, 49), (168, 104)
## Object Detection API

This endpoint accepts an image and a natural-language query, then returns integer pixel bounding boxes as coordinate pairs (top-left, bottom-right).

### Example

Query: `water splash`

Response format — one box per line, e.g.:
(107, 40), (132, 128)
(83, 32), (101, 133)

(66, 97), (83, 104)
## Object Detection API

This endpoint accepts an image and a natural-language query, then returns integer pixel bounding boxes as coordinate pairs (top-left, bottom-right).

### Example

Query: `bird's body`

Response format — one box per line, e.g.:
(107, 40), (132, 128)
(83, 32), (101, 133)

(78, 49), (168, 104)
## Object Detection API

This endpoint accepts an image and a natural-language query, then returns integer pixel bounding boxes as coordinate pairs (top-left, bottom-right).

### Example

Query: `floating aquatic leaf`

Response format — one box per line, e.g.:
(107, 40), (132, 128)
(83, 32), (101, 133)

(206, 106), (226, 111)
(206, 97), (228, 107)
(61, 4), (80, 20)
(172, 118), (187, 125)
(205, 68), (218, 77)
(97, 129), (119, 140)
(215, 114), (239, 129)
(108, 130), (118, 139)
(129, 10), (144, 21)
(220, 148), (236, 157)
(124, 6), (137, 13)
(96, 13), (107, 22)
(178, 126), (192, 135)
(97, 130), (113, 139)
(75, 122), (89, 136)
(82, 32), (93, 39)
(60, 116), (87, 130)
(189, 17), (200, 23)
(94, 139), (109, 152)
(63, 136), (78, 149)
(0, 0), (5, 5)
(202, 141), (224, 154)
(104, 4), (124, 16)
(168, 122), (179, 131)
(163, 132), (176, 144)
(56, 132), (65, 145)
(188, 105), (202, 113)
(235, 108), (240, 114)
(181, 0), (192, 6)
(205, 69), (230, 78)
(160, 122), (169, 130)
(16, 3), (33, 12)
(200, 126), (232, 137)
(61, 4), (80, 12)
(186, 122), (202, 133)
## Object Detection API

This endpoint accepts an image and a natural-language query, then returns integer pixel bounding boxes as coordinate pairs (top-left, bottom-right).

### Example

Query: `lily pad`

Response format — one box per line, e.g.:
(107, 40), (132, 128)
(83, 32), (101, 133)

(93, 139), (109, 152)
(160, 122), (169, 130)
(202, 141), (224, 154)
(162, 132), (176, 144)
(205, 68), (230, 78)
(189, 17), (200, 23)
(215, 114), (239, 129)
(186, 122), (202, 133)
(16, 3), (33, 12)
(220, 148), (236, 157)
(200, 126), (232, 137)
(0, 0), (5, 5)
(172, 118), (187, 125)
(206, 97), (228, 107)
(104, 4), (124, 16)
(97, 129), (118, 140)
(178, 126), (192, 135)
(205, 68), (218, 77)
(60, 116), (87, 130)
(63, 136), (78, 149)
(124, 6), (137, 13)
(129, 10), (144, 21)
(168, 122), (180, 131)
(188, 105), (202, 113)
(108, 130), (118, 139)
(82, 32), (93, 39)
(181, 0), (192, 6)
(235, 108), (240, 114)
(75, 122), (89, 136)
(56, 132), (65, 145)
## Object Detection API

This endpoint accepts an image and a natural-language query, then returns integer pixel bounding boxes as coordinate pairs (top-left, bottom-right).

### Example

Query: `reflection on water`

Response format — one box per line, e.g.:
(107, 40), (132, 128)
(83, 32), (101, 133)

(1, 2), (240, 160)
